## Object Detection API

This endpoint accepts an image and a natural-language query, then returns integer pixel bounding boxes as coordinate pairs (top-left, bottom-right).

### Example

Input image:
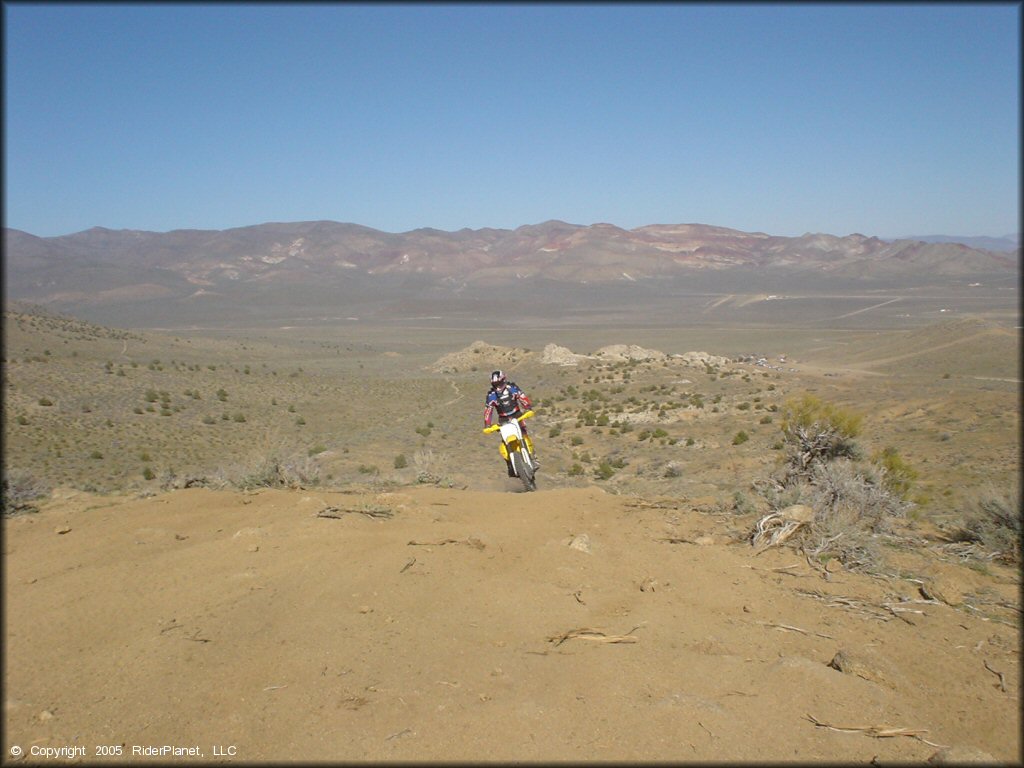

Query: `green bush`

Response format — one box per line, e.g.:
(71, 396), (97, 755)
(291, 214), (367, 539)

(732, 431), (749, 445)
(394, 454), (408, 469)
(780, 394), (863, 479)
(871, 446), (918, 500)
(782, 394), (861, 438)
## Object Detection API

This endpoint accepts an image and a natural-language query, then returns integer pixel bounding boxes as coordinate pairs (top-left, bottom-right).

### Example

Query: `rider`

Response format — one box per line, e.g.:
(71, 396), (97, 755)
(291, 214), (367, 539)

(484, 370), (535, 476)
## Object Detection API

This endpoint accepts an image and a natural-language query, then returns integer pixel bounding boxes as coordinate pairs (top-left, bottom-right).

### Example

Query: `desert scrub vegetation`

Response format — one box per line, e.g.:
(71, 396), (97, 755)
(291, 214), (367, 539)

(954, 486), (1021, 564)
(779, 393), (863, 481)
(233, 452), (321, 490)
(163, 449), (324, 491)
(749, 394), (913, 572)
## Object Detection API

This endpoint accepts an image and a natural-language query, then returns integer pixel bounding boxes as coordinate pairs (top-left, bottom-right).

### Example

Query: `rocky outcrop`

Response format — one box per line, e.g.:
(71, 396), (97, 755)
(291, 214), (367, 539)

(540, 344), (591, 366)
(429, 341), (530, 374)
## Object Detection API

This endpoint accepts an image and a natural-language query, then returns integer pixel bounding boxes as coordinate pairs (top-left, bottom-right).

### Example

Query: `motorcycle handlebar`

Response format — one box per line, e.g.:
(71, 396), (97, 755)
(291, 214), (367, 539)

(482, 409), (534, 434)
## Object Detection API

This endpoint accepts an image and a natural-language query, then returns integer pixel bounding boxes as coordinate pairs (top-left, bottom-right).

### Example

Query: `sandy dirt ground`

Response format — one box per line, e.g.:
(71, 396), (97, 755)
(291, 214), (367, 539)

(4, 485), (1020, 764)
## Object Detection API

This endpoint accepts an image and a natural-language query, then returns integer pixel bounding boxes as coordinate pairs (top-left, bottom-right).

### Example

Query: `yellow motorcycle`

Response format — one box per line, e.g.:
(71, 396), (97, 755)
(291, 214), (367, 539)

(483, 410), (537, 491)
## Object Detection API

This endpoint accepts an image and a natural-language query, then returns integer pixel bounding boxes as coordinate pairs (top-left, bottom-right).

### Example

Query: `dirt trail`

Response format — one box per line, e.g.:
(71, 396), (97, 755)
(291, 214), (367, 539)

(824, 297), (903, 321)
(4, 486), (1019, 763)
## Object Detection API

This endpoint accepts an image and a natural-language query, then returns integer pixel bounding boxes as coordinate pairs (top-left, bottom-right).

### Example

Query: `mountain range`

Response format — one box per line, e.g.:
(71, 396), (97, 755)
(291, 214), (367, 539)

(887, 233), (1019, 253)
(3, 220), (1018, 326)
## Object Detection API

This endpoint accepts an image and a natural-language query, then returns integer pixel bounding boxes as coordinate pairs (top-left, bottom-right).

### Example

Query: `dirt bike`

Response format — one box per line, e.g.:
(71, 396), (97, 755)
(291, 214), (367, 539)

(483, 409), (537, 491)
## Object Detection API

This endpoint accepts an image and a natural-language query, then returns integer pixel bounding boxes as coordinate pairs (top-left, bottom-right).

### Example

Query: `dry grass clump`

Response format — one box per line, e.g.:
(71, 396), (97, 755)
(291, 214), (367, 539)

(955, 485), (1021, 564)
(411, 448), (452, 486)
(2, 468), (49, 517)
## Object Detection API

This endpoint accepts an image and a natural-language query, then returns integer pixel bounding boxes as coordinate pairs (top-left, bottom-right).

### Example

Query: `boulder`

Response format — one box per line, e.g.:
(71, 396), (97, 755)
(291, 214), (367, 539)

(566, 533), (592, 553)
(826, 648), (896, 689)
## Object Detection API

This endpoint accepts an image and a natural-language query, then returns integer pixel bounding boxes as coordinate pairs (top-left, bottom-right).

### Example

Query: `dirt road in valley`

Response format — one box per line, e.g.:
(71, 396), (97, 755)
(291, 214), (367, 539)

(4, 486), (1019, 763)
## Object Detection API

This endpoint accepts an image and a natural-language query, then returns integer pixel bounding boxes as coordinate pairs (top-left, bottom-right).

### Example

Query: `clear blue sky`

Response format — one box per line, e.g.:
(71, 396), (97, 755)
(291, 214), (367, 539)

(3, 2), (1020, 238)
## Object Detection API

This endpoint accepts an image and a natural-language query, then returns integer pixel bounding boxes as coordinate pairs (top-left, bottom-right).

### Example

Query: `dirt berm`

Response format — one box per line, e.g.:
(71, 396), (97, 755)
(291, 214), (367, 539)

(4, 486), (1019, 763)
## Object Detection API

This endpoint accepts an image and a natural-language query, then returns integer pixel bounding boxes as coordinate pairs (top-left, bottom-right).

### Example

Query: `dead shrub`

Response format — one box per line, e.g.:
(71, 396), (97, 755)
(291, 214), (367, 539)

(208, 430), (324, 491)
(2, 468), (49, 517)
(806, 459), (908, 534)
(157, 469), (223, 491)
(663, 461), (684, 478)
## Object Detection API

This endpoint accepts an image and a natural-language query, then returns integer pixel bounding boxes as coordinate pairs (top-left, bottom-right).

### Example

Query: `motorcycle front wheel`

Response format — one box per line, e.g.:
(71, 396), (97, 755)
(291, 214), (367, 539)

(510, 450), (537, 492)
